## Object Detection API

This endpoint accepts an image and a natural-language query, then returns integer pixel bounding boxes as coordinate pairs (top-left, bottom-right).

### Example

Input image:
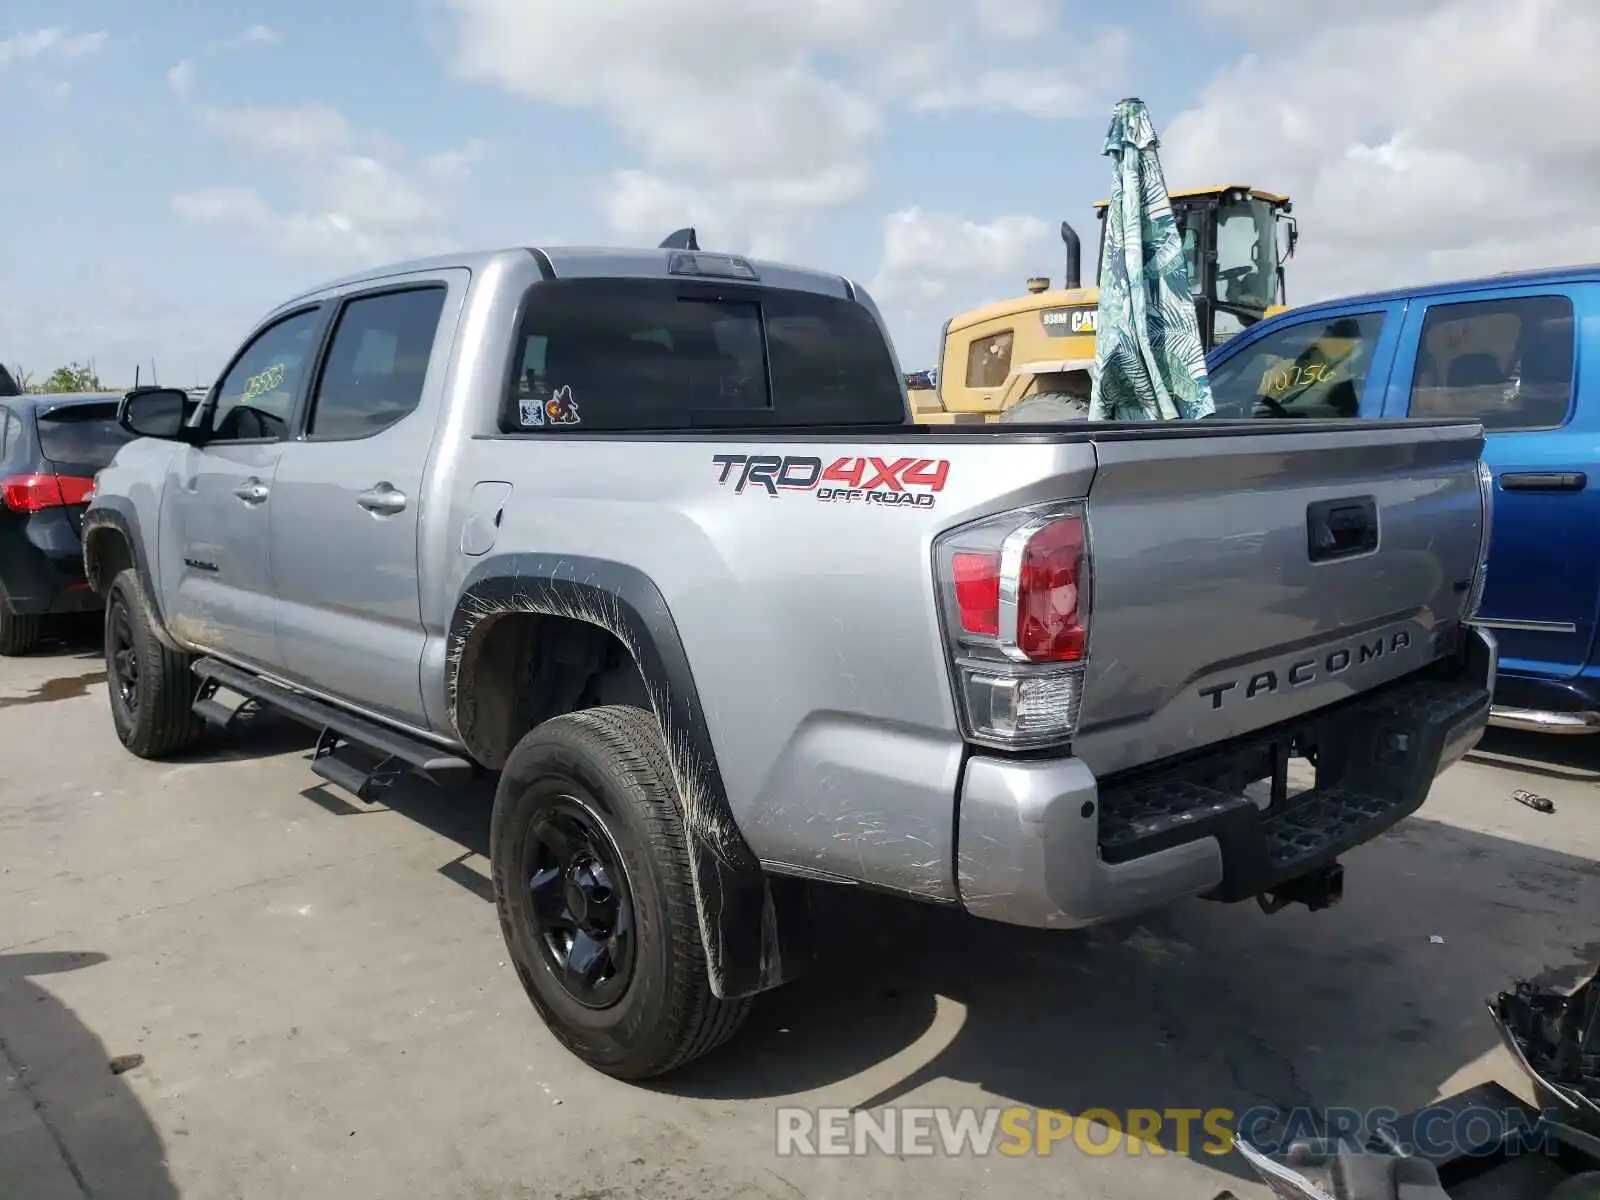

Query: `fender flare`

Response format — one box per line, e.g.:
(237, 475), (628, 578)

(447, 553), (811, 1000)
(80, 501), (183, 651)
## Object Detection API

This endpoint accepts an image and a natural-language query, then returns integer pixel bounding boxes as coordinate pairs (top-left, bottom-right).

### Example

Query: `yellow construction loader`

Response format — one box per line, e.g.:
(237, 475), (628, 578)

(908, 185), (1298, 423)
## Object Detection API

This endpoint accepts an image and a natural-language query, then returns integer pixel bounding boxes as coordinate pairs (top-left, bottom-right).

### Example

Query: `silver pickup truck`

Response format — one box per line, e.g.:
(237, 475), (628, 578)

(83, 244), (1497, 1080)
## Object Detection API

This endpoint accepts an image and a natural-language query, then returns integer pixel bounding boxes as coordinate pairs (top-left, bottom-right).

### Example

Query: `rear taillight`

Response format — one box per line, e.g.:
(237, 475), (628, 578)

(934, 501), (1091, 749)
(1, 473), (96, 512)
(1463, 458), (1494, 622)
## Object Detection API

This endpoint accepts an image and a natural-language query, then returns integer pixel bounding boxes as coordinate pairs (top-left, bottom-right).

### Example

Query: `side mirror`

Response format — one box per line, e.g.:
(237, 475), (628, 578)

(118, 387), (197, 440)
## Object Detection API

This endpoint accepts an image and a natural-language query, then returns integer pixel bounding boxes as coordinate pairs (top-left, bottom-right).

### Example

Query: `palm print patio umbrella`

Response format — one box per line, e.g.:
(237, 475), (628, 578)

(1088, 98), (1216, 421)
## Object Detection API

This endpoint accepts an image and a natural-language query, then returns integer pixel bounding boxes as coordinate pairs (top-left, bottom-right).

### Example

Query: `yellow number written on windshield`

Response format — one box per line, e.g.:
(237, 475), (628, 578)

(240, 362), (286, 403)
(1259, 361), (1336, 398)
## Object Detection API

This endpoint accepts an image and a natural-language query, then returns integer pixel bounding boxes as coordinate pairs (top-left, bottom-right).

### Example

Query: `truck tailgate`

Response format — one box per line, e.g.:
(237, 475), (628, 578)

(1071, 420), (1487, 778)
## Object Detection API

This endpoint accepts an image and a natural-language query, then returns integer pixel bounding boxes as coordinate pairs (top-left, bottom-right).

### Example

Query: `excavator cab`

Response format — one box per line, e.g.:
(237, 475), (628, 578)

(1094, 184), (1298, 348)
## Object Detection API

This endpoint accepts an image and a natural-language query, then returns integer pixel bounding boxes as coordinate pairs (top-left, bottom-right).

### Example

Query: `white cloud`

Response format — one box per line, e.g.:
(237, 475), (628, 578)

(913, 49), (1128, 119)
(445, 0), (1126, 246)
(230, 24), (281, 47)
(198, 103), (353, 155)
(869, 207), (1056, 364)
(174, 101), (479, 266)
(163, 23), (282, 101)
(972, 0), (1061, 40)
(167, 58), (195, 98)
(1164, 0), (1600, 302)
(0, 27), (107, 68)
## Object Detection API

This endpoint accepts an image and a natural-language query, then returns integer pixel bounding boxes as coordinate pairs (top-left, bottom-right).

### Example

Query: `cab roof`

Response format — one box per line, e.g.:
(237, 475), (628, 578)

(273, 245), (858, 315)
(1092, 185), (1292, 211)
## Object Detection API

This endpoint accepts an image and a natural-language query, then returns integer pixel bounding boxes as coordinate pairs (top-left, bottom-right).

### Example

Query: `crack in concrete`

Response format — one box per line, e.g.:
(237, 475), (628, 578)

(0, 1031), (93, 1198)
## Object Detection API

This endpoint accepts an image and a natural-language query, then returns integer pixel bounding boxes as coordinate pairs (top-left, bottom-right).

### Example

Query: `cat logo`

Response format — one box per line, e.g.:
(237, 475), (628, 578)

(1040, 308), (1097, 337)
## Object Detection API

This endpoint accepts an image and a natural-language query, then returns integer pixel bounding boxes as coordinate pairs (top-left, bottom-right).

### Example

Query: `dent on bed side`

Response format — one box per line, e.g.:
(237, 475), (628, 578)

(445, 552), (811, 998)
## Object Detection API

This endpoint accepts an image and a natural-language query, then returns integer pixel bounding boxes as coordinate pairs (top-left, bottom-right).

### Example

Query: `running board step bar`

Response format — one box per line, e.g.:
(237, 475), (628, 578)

(190, 657), (475, 797)
(1488, 705), (1600, 735)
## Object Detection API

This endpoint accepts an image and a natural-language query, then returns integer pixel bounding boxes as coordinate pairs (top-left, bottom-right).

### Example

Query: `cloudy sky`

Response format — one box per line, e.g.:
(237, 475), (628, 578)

(1, 0), (1592, 386)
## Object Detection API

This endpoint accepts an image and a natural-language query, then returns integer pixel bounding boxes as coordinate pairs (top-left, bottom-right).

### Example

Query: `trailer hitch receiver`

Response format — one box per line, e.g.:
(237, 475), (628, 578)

(1258, 861), (1344, 914)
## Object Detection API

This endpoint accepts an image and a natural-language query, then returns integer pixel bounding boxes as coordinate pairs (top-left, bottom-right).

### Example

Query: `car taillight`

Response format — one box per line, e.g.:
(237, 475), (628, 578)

(934, 501), (1091, 750)
(1, 473), (96, 512)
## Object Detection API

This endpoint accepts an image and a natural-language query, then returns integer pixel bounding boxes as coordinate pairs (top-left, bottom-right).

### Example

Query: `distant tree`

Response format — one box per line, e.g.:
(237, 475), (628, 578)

(43, 363), (101, 393)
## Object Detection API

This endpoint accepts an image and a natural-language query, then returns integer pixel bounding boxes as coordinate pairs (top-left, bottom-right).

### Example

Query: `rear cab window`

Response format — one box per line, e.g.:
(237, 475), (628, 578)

(504, 279), (906, 431)
(1209, 311), (1388, 418)
(1404, 294), (1574, 430)
(36, 403), (135, 470)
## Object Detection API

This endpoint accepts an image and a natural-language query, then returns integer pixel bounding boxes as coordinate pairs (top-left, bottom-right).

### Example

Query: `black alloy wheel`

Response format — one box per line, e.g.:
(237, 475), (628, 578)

(107, 596), (140, 714)
(520, 793), (637, 1009)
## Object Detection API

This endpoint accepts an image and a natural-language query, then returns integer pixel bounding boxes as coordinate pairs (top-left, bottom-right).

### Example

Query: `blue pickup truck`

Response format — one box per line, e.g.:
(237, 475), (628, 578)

(1205, 264), (1595, 735)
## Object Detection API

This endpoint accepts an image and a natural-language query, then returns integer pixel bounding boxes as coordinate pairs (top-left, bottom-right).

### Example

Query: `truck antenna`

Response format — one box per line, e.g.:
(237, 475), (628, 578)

(659, 227), (700, 251)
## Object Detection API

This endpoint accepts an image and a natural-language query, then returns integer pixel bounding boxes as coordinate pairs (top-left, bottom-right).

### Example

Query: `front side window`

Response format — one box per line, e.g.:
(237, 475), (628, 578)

(506, 279), (904, 429)
(307, 287), (447, 440)
(965, 330), (1013, 389)
(1214, 197), (1279, 311)
(1406, 295), (1574, 431)
(211, 308), (323, 441)
(1209, 311), (1386, 418)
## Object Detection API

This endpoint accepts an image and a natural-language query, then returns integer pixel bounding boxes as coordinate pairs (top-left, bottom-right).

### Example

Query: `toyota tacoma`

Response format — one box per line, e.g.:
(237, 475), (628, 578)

(83, 243), (1496, 1079)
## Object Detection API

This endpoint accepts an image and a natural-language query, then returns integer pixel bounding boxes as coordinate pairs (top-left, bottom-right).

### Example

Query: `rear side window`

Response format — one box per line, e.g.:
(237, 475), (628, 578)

(1209, 311), (1386, 418)
(308, 287), (447, 440)
(36, 404), (134, 468)
(505, 279), (905, 430)
(1406, 295), (1574, 431)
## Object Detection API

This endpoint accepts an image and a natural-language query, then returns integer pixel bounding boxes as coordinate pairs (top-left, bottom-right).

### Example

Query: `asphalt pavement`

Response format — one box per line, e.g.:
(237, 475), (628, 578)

(3, 625), (1598, 1200)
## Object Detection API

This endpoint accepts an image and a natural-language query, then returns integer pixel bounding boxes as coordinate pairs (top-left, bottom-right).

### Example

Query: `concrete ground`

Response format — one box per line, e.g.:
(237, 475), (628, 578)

(2, 629), (1599, 1200)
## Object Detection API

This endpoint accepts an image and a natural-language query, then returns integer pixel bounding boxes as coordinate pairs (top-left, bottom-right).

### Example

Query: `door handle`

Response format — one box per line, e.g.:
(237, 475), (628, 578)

(1498, 471), (1587, 492)
(233, 478), (269, 504)
(357, 483), (407, 515)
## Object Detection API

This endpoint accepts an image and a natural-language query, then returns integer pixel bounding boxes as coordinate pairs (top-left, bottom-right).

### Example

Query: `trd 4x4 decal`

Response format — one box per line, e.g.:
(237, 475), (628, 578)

(711, 453), (950, 509)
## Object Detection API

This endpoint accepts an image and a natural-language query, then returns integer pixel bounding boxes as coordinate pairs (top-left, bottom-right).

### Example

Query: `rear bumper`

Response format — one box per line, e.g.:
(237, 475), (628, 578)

(0, 511), (96, 615)
(954, 625), (1495, 929)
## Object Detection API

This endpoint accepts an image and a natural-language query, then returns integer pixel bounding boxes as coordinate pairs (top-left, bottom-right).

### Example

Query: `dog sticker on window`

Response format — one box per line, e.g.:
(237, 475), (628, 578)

(544, 385), (581, 425)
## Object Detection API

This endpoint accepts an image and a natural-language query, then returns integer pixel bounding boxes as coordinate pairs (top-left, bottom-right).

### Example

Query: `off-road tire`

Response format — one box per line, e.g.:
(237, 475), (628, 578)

(490, 704), (751, 1079)
(0, 607), (42, 656)
(998, 392), (1090, 423)
(105, 568), (206, 759)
